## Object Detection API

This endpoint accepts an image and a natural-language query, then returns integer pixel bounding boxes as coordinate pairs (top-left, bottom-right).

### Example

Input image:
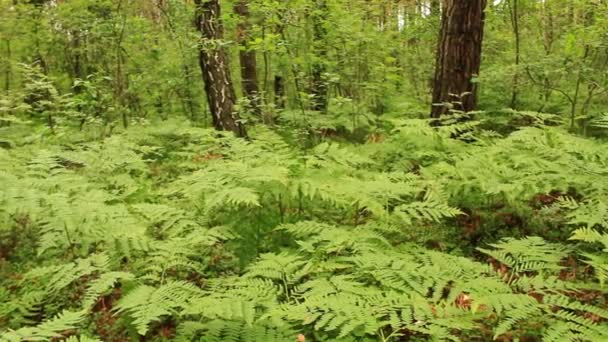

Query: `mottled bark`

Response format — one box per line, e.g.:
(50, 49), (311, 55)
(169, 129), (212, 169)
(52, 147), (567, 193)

(194, 0), (246, 137)
(234, 0), (261, 115)
(431, 0), (487, 118)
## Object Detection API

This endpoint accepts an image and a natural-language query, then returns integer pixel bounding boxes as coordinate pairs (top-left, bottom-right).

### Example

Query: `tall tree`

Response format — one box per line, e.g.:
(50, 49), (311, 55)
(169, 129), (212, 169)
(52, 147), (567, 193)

(430, 0), (487, 118)
(194, 0), (246, 136)
(508, 0), (521, 109)
(234, 0), (261, 116)
(310, 0), (328, 112)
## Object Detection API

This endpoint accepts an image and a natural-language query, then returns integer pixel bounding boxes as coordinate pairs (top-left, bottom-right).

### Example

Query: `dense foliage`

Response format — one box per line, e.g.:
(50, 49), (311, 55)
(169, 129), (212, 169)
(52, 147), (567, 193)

(1, 0), (608, 341)
(2, 113), (608, 341)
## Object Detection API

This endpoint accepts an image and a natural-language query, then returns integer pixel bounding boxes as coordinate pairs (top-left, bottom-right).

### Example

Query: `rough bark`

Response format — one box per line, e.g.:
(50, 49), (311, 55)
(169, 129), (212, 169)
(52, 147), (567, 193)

(234, 0), (261, 116)
(194, 0), (245, 136)
(430, 0), (487, 118)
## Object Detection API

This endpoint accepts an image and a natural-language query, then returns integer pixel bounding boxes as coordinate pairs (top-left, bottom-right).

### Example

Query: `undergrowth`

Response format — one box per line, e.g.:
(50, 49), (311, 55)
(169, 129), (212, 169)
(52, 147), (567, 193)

(1, 112), (608, 341)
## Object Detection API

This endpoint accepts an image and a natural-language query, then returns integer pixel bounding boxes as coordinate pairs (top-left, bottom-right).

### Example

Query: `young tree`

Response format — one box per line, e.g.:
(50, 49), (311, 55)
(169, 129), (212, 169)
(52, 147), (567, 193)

(234, 0), (261, 116)
(508, 0), (521, 109)
(430, 0), (487, 118)
(194, 0), (246, 136)
(310, 0), (328, 112)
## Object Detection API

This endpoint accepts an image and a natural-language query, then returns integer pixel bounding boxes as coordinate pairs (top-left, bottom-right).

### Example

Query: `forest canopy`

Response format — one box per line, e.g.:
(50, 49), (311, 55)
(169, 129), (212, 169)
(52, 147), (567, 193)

(1, 0), (608, 341)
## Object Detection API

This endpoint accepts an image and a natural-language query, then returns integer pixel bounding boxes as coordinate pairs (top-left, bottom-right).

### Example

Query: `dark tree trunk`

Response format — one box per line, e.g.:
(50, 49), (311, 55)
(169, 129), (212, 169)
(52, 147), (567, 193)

(4, 39), (10, 95)
(70, 32), (87, 96)
(194, 0), (246, 137)
(310, 0), (328, 112)
(72, 33), (83, 82)
(274, 75), (285, 109)
(430, 0), (487, 118)
(234, 0), (261, 116)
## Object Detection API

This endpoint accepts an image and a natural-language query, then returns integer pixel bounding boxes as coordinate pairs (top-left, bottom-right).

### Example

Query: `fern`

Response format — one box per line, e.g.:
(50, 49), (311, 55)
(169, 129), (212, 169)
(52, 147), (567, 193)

(569, 227), (608, 285)
(23, 254), (111, 295)
(477, 237), (570, 275)
(181, 319), (296, 342)
(3, 116), (608, 341)
(81, 272), (134, 310)
(62, 336), (102, 342)
(394, 200), (462, 224)
(115, 281), (205, 335)
(1, 310), (87, 342)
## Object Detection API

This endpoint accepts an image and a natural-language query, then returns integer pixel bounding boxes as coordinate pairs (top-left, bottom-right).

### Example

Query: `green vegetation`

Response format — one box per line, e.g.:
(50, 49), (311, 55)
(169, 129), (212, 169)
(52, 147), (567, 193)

(1, 1), (608, 341)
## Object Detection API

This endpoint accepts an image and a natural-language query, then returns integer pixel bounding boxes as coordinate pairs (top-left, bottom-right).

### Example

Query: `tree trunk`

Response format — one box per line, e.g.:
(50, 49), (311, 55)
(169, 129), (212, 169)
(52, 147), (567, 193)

(538, 0), (554, 112)
(4, 39), (10, 95)
(194, 0), (246, 137)
(274, 75), (285, 109)
(234, 0), (261, 116)
(430, 0), (487, 118)
(114, 0), (129, 128)
(310, 0), (328, 112)
(508, 0), (520, 109)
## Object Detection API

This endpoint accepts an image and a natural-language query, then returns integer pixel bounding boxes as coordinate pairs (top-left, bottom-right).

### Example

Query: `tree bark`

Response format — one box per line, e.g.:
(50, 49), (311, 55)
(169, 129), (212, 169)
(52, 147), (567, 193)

(194, 0), (246, 137)
(234, 0), (261, 116)
(430, 0), (487, 118)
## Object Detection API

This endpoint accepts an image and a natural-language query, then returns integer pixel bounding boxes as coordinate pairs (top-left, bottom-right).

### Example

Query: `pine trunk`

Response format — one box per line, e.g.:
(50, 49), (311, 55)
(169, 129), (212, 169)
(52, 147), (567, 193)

(430, 0), (487, 118)
(194, 0), (246, 137)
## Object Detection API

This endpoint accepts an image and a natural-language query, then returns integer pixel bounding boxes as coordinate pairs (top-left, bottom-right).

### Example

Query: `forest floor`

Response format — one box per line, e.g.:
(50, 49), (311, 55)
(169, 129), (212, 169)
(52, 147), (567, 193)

(1, 111), (608, 341)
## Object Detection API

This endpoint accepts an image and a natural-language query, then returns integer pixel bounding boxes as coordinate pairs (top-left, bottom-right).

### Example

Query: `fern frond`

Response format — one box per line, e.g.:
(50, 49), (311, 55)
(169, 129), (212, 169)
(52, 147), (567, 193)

(0, 310), (87, 342)
(115, 281), (205, 335)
